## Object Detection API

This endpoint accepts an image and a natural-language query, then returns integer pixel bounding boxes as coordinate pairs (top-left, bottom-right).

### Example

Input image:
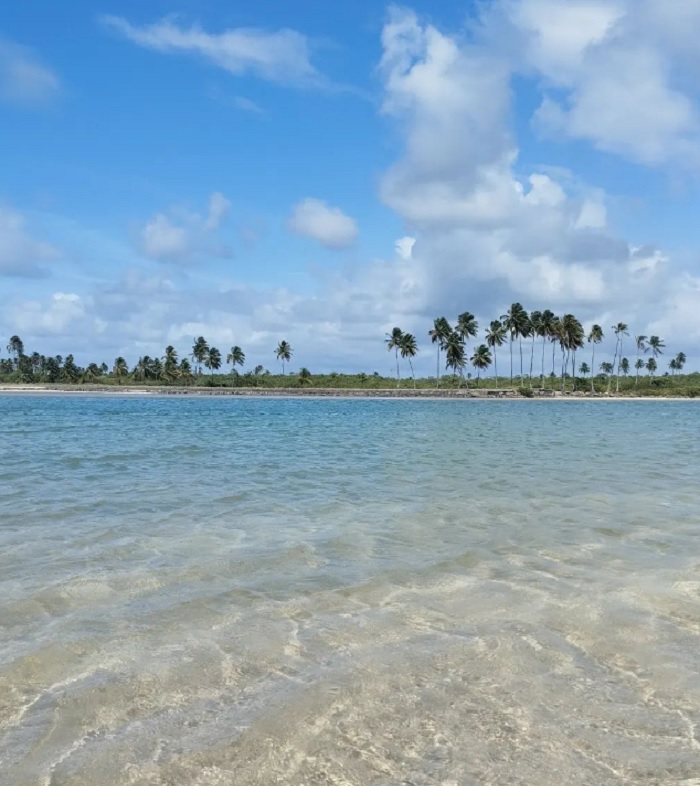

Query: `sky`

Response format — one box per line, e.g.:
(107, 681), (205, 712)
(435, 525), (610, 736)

(2, 0), (700, 376)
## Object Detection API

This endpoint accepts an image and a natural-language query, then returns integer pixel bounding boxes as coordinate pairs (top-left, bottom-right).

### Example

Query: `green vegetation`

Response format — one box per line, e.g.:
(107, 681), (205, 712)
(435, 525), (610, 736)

(1, 306), (698, 397)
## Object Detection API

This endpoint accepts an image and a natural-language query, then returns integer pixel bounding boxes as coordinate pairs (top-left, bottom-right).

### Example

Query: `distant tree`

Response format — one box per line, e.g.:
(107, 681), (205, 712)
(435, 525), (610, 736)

(298, 367), (312, 385)
(610, 322), (629, 394)
(675, 352), (686, 373)
(179, 358), (193, 384)
(620, 357), (630, 377)
(163, 345), (179, 382)
(579, 362), (590, 378)
(646, 357), (657, 377)
(358, 372), (368, 386)
(6, 335), (24, 368)
(538, 309), (557, 384)
(470, 344), (492, 387)
(445, 331), (465, 382)
(254, 365), (264, 376)
(485, 320), (506, 388)
(191, 337), (209, 376)
(385, 327), (404, 387)
(600, 362), (614, 376)
(227, 346), (245, 374)
(428, 317), (452, 388)
(634, 358), (645, 385)
(648, 336), (665, 358)
(275, 341), (293, 375)
(502, 303), (530, 384)
(587, 325), (604, 393)
(399, 332), (418, 388)
(204, 346), (222, 377)
(113, 357), (129, 385)
(669, 358), (679, 375)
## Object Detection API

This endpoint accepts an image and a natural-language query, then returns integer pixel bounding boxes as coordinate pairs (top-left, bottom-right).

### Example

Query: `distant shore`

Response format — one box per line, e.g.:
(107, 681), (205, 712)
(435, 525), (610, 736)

(0, 384), (697, 401)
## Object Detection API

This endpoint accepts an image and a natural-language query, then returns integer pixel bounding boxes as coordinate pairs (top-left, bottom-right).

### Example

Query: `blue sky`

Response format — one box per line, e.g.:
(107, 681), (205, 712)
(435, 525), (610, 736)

(2, 0), (700, 375)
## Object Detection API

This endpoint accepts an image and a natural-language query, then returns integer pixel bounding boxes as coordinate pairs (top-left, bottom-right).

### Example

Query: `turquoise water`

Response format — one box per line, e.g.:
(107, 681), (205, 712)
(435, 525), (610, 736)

(1, 395), (699, 785)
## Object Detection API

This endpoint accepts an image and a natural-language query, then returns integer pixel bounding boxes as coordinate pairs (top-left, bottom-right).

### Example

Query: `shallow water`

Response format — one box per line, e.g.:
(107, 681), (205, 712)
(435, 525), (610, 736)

(1, 395), (699, 785)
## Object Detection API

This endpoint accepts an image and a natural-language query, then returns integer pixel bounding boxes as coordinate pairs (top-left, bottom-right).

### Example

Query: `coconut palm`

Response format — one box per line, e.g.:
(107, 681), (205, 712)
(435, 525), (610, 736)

(646, 357), (657, 377)
(669, 358), (679, 375)
(113, 356), (129, 385)
(502, 303), (530, 385)
(6, 335), (24, 368)
(587, 325), (604, 393)
(609, 322), (629, 394)
(444, 331), (465, 381)
(428, 317), (452, 387)
(600, 362), (614, 375)
(485, 320), (506, 388)
(179, 358), (193, 383)
(298, 367), (312, 385)
(455, 312), (478, 356)
(191, 337), (209, 376)
(620, 357), (630, 378)
(635, 358), (645, 380)
(163, 345), (179, 382)
(385, 327), (404, 387)
(675, 352), (686, 373)
(275, 340), (293, 375)
(634, 335), (648, 387)
(399, 331), (418, 388)
(560, 314), (584, 392)
(528, 311), (542, 385)
(579, 362), (590, 378)
(538, 310), (557, 386)
(204, 346), (222, 377)
(648, 336), (665, 358)
(227, 346), (246, 375)
(470, 344), (492, 387)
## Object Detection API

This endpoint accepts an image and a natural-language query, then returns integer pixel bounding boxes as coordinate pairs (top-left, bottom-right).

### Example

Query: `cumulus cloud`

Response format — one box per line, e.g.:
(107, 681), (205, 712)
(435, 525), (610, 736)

(486, 0), (700, 166)
(288, 198), (358, 249)
(0, 204), (59, 277)
(140, 192), (231, 262)
(0, 38), (60, 106)
(102, 15), (318, 86)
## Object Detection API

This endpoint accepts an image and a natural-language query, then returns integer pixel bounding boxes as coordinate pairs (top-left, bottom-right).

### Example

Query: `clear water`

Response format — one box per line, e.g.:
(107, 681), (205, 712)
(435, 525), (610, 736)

(1, 395), (699, 786)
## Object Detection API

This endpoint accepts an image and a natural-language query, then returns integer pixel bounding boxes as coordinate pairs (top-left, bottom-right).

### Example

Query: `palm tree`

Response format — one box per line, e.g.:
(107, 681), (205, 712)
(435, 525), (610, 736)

(600, 361), (614, 376)
(634, 335), (648, 387)
(298, 367), (312, 385)
(428, 317), (452, 387)
(163, 345), (179, 383)
(560, 314), (584, 392)
(620, 357), (630, 378)
(587, 325), (604, 393)
(204, 346), (222, 377)
(191, 337), (209, 376)
(113, 356), (129, 385)
(502, 303), (530, 385)
(399, 332), (418, 388)
(634, 358), (645, 380)
(470, 344), (492, 387)
(646, 357), (657, 377)
(455, 312), (478, 364)
(6, 335), (24, 368)
(528, 311), (542, 386)
(538, 310), (557, 386)
(485, 320), (506, 388)
(675, 352), (686, 373)
(385, 327), (403, 387)
(179, 358), (193, 383)
(669, 358), (678, 375)
(579, 362), (590, 378)
(609, 322), (629, 394)
(227, 346), (246, 375)
(275, 340), (293, 375)
(648, 336), (665, 358)
(444, 331), (465, 382)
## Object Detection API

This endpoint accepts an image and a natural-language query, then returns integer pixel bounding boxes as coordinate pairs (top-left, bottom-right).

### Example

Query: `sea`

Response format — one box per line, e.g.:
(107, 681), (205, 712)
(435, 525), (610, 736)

(1, 394), (699, 786)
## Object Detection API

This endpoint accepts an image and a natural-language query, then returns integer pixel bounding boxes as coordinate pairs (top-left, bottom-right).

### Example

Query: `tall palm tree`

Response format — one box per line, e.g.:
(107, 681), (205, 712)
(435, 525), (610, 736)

(179, 358), (193, 383)
(399, 332), (418, 388)
(444, 331), (465, 382)
(609, 322), (629, 394)
(646, 357), (657, 377)
(485, 319), (506, 388)
(163, 345), (179, 383)
(470, 344), (492, 387)
(538, 310), (557, 386)
(113, 356), (129, 385)
(587, 324), (604, 393)
(648, 336), (665, 358)
(675, 352), (687, 373)
(385, 327), (403, 387)
(634, 335), (648, 388)
(528, 311), (542, 386)
(275, 340), (293, 375)
(502, 303), (530, 385)
(6, 335), (24, 368)
(191, 336), (209, 376)
(428, 317), (452, 387)
(455, 312), (478, 364)
(669, 358), (678, 375)
(204, 346), (222, 377)
(560, 314), (584, 392)
(227, 346), (246, 374)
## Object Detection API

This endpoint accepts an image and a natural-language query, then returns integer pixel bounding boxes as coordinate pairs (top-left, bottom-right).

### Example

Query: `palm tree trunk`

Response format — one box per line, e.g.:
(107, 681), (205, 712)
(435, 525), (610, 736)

(572, 351), (577, 392)
(608, 339), (618, 394)
(591, 345), (596, 393)
(635, 348), (639, 387)
(529, 336), (535, 387)
(395, 348), (400, 388)
(509, 338), (513, 385)
(616, 339), (623, 394)
(436, 347), (440, 388)
(561, 349), (567, 392)
(541, 336), (546, 388)
(494, 350), (498, 389)
(551, 340), (556, 382)
(519, 338), (524, 384)
(408, 358), (415, 389)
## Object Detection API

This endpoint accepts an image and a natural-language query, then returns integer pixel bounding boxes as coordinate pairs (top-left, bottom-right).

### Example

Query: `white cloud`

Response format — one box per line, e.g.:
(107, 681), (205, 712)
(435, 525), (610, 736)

(395, 236), (416, 260)
(288, 198), (358, 250)
(0, 38), (60, 106)
(0, 204), (59, 277)
(140, 192), (231, 262)
(102, 15), (317, 86)
(232, 96), (263, 113)
(488, 0), (700, 166)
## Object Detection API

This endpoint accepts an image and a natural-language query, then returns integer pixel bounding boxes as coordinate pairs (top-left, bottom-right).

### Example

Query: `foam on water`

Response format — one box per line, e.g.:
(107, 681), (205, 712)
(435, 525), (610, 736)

(1, 395), (699, 785)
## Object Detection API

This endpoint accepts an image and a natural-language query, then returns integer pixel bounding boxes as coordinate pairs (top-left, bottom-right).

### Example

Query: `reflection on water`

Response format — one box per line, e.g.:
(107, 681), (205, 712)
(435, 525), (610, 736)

(1, 396), (699, 785)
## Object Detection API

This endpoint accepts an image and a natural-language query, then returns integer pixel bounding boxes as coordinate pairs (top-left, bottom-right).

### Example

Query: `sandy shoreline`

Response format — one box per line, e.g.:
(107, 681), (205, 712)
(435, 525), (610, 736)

(0, 385), (695, 401)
